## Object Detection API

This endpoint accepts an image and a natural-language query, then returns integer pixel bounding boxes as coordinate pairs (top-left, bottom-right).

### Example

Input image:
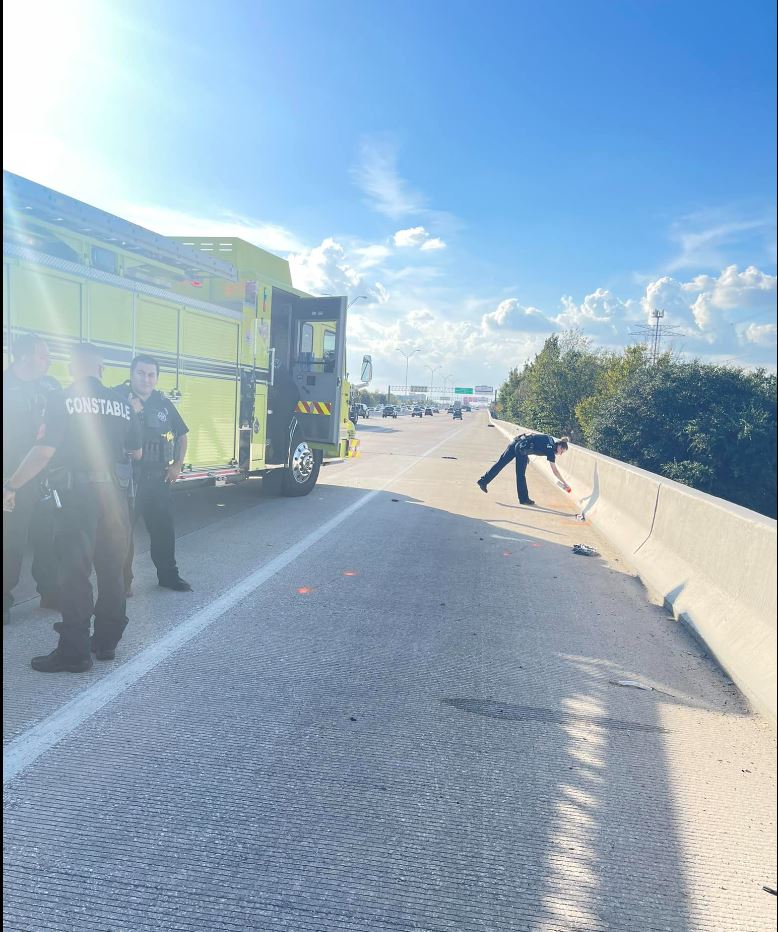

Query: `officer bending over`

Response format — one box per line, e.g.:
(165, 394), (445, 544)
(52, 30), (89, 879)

(3, 334), (60, 623)
(477, 433), (571, 505)
(119, 355), (192, 593)
(3, 343), (142, 672)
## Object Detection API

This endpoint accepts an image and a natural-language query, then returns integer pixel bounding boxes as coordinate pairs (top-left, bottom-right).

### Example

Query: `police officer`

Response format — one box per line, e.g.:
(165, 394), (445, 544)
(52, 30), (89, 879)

(477, 433), (572, 505)
(3, 333), (60, 624)
(3, 343), (142, 672)
(119, 355), (192, 593)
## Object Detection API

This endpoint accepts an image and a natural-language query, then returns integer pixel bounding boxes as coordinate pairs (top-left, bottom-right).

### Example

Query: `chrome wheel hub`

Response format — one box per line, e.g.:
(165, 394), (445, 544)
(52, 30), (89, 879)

(290, 442), (315, 484)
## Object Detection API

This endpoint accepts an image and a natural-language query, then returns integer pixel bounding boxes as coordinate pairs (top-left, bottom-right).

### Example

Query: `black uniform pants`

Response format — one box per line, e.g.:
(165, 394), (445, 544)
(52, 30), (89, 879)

(3, 483), (59, 611)
(55, 481), (131, 659)
(480, 441), (532, 503)
(124, 473), (178, 588)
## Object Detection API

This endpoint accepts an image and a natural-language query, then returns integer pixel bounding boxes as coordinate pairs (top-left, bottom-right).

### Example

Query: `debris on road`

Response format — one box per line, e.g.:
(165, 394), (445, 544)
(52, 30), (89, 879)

(572, 543), (598, 556)
(574, 513), (586, 521)
(608, 679), (679, 699)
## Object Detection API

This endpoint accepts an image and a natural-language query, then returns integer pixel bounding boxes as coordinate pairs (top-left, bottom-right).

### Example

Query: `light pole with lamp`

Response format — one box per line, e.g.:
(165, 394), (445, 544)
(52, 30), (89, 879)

(397, 347), (420, 403)
(347, 295), (368, 309)
(425, 365), (440, 403)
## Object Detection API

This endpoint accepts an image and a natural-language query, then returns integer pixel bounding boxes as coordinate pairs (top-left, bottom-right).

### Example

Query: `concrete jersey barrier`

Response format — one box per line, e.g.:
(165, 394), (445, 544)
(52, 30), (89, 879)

(491, 417), (778, 722)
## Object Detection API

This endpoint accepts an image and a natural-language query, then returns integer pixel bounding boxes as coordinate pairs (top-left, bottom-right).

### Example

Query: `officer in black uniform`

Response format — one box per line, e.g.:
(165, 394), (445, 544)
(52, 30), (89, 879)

(3, 333), (60, 624)
(118, 355), (191, 593)
(3, 343), (143, 672)
(477, 432), (572, 505)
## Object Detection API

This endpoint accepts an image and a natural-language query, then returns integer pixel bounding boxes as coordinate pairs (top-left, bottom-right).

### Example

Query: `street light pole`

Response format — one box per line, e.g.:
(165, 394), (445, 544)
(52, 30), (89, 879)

(426, 365), (440, 402)
(397, 347), (420, 398)
(347, 295), (368, 309)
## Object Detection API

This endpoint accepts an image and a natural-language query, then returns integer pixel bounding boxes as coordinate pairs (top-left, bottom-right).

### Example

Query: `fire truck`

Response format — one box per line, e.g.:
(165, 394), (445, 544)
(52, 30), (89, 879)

(3, 172), (371, 495)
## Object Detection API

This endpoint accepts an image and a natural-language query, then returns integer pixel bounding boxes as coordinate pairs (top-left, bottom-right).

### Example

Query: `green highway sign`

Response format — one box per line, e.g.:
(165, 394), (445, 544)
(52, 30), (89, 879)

(454, 387), (474, 394)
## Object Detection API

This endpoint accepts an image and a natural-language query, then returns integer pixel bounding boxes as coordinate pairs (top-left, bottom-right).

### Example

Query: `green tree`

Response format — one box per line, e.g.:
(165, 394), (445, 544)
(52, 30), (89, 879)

(507, 332), (604, 439)
(575, 344), (650, 445)
(588, 362), (777, 517)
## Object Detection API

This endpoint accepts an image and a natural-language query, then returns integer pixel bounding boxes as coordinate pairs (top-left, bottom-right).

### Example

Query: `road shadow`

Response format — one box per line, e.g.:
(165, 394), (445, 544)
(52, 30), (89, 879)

(494, 501), (574, 518)
(356, 423), (400, 434)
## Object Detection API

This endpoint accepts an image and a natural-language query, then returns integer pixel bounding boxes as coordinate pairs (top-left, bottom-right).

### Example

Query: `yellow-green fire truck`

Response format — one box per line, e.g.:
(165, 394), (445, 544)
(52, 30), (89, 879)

(3, 172), (371, 495)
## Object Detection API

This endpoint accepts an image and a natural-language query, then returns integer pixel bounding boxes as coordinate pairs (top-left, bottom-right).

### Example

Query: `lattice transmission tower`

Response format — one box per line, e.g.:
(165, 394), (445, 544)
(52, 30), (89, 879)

(629, 308), (683, 363)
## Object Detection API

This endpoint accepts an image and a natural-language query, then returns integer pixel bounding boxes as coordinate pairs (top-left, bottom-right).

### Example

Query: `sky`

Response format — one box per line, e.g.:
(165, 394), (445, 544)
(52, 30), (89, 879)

(3, 0), (776, 390)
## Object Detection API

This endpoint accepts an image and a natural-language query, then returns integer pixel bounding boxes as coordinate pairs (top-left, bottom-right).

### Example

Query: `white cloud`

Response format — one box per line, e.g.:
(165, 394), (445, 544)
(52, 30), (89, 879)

(555, 289), (640, 335)
(688, 265), (776, 330)
(351, 138), (426, 219)
(394, 226), (428, 247)
(667, 209), (776, 271)
(287, 236), (392, 307)
(742, 322), (777, 346)
(407, 309), (436, 328)
(482, 298), (554, 333)
(352, 244), (392, 269)
(288, 238), (361, 295)
(393, 225), (447, 251)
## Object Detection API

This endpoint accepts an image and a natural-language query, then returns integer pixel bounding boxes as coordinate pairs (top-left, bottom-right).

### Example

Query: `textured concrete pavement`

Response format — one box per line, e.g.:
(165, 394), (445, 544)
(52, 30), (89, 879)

(3, 412), (777, 931)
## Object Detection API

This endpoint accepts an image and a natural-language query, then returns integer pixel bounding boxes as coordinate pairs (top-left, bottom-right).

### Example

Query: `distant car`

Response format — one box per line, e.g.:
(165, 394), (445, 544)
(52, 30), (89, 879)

(383, 405), (398, 419)
(411, 405), (423, 417)
(462, 405), (471, 412)
(452, 408), (463, 420)
(447, 405), (454, 413)
(424, 407), (433, 416)
(358, 403), (370, 418)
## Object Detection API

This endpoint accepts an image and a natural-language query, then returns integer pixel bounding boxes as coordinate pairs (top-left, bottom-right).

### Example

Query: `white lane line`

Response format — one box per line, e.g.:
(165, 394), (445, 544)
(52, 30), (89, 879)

(4, 428), (464, 785)
(490, 534), (535, 542)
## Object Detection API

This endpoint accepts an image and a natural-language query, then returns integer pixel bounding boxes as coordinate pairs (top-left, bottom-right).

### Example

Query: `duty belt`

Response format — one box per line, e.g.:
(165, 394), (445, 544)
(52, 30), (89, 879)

(73, 470), (117, 484)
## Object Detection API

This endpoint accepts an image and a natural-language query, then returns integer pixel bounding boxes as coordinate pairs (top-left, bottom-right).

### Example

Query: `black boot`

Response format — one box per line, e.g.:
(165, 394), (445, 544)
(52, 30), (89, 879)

(31, 649), (93, 673)
(90, 638), (116, 661)
(476, 479), (488, 494)
(158, 576), (192, 592)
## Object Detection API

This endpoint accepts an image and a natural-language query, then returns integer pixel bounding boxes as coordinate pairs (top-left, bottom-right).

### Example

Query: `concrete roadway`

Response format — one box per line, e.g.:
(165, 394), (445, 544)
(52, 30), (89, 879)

(3, 411), (776, 932)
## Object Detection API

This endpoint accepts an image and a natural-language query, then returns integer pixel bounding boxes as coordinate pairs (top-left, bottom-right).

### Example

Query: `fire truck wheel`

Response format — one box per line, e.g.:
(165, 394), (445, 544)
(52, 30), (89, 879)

(282, 440), (321, 496)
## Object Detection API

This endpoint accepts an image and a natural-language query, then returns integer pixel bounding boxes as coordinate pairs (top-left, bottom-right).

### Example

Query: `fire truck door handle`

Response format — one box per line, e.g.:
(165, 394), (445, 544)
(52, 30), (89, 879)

(269, 347), (275, 386)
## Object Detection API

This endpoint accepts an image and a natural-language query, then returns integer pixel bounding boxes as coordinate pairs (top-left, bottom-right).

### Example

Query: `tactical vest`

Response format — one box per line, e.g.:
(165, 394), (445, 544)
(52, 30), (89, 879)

(121, 384), (176, 471)
(141, 423), (175, 469)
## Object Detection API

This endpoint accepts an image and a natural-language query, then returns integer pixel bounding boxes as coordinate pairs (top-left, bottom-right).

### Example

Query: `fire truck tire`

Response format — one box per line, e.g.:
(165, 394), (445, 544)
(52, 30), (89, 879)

(281, 440), (321, 497)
